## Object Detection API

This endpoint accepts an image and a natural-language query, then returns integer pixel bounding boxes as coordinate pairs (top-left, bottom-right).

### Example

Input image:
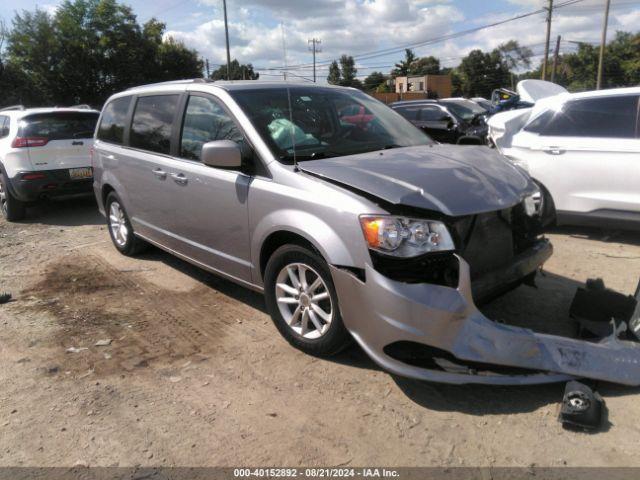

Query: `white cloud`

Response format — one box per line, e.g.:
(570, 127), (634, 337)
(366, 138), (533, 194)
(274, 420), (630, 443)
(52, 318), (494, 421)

(165, 0), (639, 80)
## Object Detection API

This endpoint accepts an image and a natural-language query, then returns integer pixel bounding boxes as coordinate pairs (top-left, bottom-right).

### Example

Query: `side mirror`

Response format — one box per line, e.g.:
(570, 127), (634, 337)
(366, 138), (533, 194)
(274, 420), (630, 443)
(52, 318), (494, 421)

(201, 140), (242, 168)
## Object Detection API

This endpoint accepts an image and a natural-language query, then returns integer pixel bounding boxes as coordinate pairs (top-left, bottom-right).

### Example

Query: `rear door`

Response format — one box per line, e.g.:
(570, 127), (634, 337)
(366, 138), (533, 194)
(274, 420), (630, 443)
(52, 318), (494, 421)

(523, 94), (640, 215)
(118, 93), (183, 248)
(20, 111), (99, 177)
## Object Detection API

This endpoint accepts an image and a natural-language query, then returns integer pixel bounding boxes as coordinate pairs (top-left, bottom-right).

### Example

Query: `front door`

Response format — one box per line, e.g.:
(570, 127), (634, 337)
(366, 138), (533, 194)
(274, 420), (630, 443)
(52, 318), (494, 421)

(162, 93), (252, 284)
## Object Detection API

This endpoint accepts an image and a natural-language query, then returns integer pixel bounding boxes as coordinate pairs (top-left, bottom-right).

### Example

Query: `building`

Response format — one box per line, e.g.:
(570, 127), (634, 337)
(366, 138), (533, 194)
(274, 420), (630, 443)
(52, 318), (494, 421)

(394, 74), (452, 99)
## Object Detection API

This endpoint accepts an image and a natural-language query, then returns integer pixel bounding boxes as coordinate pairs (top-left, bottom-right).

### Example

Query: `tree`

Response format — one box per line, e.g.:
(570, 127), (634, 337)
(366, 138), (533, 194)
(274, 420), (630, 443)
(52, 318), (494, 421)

(326, 55), (361, 88)
(409, 56), (440, 75)
(363, 71), (386, 91)
(392, 48), (417, 76)
(458, 48), (510, 98)
(2, 0), (203, 108)
(327, 60), (341, 85)
(209, 59), (259, 81)
(498, 40), (533, 72)
(339, 54), (360, 87)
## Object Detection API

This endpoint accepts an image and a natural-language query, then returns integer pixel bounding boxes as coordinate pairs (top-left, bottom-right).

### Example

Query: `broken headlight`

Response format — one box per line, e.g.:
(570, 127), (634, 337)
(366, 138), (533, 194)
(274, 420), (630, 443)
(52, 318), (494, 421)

(524, 188), (542, 216)
(359, 215), (455, 257)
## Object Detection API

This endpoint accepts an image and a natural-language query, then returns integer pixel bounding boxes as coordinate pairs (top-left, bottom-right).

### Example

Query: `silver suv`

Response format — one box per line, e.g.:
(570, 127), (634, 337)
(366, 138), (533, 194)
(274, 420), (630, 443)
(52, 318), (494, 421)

(93, 79), (640, 386)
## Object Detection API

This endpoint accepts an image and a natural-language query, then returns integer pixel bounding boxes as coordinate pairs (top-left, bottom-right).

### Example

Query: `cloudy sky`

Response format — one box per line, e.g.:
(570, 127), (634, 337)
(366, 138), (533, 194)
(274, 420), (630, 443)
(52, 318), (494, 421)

(1, 0), (639, 82)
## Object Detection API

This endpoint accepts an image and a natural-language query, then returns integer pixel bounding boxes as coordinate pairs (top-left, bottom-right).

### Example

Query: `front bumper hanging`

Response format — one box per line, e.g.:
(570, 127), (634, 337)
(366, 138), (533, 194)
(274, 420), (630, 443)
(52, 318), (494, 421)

(331, 248), (640, 386)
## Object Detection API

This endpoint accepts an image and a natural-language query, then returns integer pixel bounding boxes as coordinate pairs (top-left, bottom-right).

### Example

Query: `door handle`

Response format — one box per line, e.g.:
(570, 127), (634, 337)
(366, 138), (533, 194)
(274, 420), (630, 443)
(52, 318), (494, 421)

(170, 172), (188, 185)
(72, 140), (84, 146)
(152, 168), (167, 180)
(543, 147), (565, 155)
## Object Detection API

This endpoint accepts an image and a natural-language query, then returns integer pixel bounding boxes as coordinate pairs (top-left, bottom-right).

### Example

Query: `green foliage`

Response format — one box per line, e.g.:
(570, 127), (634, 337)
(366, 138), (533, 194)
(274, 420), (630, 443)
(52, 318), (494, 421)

(0, 0), (203, 108)
(457, 48), (510, 98)
(409, 56), (440, 75)
(327, 60), (341, 85)
(209, 59), (259, 81)
(392, 48), (417, 76)
(326, 55), (362, 88)
(363, 71), (386, 91)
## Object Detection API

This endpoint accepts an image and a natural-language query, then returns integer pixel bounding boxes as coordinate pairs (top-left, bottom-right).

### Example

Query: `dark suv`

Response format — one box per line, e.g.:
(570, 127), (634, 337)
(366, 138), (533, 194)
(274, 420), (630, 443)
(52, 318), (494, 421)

(390, 99), (488, 145)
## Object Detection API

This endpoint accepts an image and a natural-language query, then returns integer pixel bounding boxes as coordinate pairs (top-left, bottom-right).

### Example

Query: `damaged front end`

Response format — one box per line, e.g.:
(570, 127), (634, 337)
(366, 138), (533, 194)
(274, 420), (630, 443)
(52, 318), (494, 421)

(332, 253), (640, 386)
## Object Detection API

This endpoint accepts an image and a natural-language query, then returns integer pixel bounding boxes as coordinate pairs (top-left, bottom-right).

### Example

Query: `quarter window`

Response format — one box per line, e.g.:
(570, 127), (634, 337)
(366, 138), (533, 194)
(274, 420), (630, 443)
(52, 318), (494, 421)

(130, 95), (179, 155)
(97, 96), (132, 144)
(180, 95), (244, 161)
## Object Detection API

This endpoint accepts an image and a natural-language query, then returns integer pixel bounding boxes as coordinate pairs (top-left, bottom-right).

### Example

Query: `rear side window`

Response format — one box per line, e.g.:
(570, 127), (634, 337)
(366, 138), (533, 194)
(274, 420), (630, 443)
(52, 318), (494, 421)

(0, 116), (9, 138)
(180, 95), (243, 161)
(97, 96), (132, 144)
(421, 106), (446, 121)
(533, 95), (639, 138)
(395, 107), (420, 121)
(19, 112), (99, 140)
(130, 95), (179, 155)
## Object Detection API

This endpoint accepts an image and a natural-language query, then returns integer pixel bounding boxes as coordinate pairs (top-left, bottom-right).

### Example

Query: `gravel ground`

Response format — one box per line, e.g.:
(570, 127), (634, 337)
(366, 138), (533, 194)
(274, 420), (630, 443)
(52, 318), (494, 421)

(1, 195), (640, 468)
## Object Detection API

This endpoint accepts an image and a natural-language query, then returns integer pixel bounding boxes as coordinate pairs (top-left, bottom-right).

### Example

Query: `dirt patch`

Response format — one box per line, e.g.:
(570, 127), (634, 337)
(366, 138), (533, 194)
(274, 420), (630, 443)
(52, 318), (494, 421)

(16, 254), (232, 378)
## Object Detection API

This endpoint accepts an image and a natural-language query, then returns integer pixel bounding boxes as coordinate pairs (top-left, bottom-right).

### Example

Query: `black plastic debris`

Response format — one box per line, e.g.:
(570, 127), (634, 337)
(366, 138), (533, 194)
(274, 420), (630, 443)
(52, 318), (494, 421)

(570, 278), (638, 339)
(559, 381), (604, 431)
(0, 292), (11, 304)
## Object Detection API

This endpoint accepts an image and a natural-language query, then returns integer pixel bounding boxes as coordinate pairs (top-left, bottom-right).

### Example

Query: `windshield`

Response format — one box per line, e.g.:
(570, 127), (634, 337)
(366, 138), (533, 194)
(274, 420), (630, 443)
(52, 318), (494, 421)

(230, 87), (432, 163)
(440, 99), (486, 122)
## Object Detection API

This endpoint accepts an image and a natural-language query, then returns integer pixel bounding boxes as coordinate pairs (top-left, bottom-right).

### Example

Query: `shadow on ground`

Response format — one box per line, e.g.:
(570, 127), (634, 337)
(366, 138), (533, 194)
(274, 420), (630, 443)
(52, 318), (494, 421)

(550, 225), (640, 247)
(19, 195), (103, 227)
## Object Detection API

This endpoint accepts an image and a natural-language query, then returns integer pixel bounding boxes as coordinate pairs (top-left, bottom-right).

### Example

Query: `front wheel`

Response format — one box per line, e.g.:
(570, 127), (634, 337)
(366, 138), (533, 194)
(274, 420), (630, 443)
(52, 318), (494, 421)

(264, 244), (352, 356)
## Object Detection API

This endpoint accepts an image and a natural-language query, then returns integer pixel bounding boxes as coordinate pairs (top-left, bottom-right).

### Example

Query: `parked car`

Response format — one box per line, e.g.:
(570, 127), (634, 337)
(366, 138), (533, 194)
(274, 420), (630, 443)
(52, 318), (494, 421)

(0, 106), (100, 221)
(93, 79), (640, 386)
(471, 97), (492, 111)
(390, 99), (488, 144)
(488, 86), (640, 230)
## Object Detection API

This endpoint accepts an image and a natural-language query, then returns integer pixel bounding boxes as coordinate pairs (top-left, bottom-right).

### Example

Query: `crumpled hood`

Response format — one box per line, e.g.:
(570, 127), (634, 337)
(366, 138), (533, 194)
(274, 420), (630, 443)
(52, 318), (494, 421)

(300, 144), (536, 217)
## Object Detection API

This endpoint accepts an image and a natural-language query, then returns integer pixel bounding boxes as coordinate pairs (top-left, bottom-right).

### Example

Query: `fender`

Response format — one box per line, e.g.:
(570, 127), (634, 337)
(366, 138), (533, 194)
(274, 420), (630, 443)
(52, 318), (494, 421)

(251, 208), (368, 286)
(97, 169), (132, 217)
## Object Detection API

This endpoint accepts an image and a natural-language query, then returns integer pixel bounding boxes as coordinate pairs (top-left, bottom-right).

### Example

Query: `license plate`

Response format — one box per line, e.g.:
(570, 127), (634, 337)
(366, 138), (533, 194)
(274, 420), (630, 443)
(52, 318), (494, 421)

(69, 167), (92, 180)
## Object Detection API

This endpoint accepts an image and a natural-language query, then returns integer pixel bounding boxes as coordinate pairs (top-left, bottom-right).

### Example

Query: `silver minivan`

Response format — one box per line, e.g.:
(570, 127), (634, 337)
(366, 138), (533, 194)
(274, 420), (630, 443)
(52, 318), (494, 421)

(93, 79), (640, 386)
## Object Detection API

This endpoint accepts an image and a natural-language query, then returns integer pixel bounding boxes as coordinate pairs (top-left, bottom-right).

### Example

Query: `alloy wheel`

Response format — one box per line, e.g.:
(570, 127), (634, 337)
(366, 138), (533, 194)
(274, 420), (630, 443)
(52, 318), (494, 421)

(275, 262), (333, 339)
(109, 201), (129, 247)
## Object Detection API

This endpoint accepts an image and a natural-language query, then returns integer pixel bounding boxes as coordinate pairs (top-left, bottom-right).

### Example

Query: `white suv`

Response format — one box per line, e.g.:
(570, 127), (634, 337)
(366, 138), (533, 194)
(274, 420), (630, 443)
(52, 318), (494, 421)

(0, 106), (100, 221)
(489, 87), (640, 230)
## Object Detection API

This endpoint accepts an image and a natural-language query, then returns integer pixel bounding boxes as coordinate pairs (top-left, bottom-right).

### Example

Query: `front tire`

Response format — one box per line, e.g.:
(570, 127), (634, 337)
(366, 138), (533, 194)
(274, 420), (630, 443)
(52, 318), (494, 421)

(264, 244), (351, 356)
(0, 173), (26, 222)
(105, 192), (147, 256)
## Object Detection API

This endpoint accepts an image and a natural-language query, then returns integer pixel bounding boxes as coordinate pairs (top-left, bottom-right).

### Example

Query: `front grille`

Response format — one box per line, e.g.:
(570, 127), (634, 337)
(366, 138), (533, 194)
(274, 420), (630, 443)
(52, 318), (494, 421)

(459, 209), (515, 280)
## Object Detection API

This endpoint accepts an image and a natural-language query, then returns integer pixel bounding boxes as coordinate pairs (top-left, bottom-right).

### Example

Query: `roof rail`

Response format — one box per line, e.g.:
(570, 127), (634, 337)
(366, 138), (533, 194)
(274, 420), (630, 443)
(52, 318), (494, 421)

(126, 78), (214, 91)
(0, 105), (25, 112)
(69, 104), (93, 109)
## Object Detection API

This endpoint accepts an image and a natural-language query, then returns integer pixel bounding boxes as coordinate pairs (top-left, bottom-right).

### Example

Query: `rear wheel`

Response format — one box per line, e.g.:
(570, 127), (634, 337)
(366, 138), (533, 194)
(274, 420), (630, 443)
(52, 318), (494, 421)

(0, 173), (26, 222)
(105, 192), (147, 256)
(264, 244), (351, 356)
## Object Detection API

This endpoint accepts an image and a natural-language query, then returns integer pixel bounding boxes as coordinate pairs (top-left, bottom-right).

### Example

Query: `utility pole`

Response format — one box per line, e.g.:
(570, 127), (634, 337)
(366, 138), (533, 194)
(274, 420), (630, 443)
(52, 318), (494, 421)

(222, 0), (231, 80)
(281, 23), (288, 81)
(551, 35), (561, 83)
(308, 38), (322, 83)
(205, 58), (210, 78)
(597, 0), (611, 90)
(541, 0), (553, 81)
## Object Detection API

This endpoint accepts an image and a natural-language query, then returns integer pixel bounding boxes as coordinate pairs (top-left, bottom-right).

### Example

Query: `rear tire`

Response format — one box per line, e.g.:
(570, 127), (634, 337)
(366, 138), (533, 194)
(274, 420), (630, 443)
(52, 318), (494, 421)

(264, 244), (352, 356)
(0, 173), (26, 222)
(105, 192), (147, 256)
